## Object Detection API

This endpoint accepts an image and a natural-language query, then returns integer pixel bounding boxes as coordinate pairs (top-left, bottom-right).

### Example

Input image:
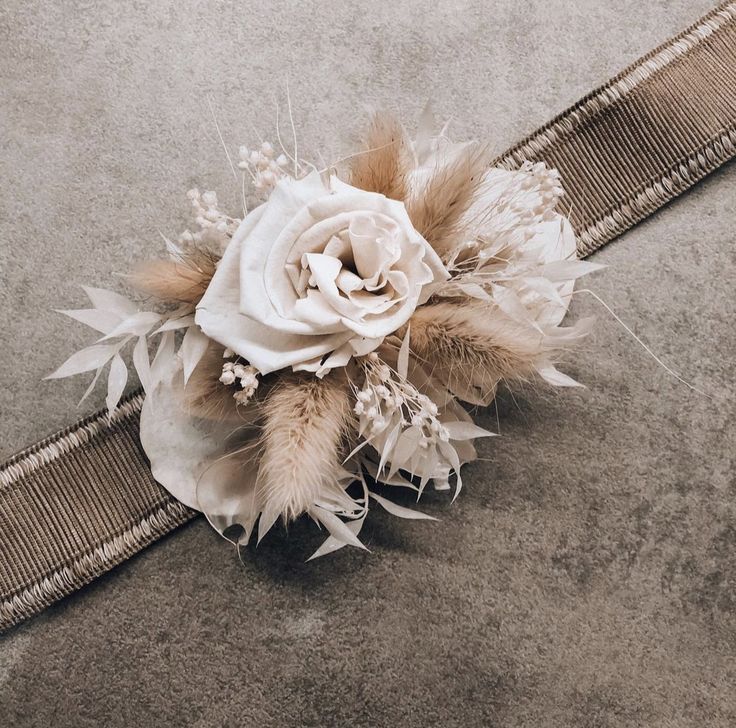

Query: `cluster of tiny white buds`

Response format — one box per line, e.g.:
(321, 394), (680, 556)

(517, 160), (564, 221)
(178, 188), (240, 252)
(354, 356), (448, 442)
(219, 360), (260, 405)
(238, 141), (289, 195)
(450, 161), (565, 270)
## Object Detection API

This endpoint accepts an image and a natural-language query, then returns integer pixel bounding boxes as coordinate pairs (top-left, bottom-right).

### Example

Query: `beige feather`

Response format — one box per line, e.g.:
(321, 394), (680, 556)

(131, 247), (218, 307)
(350, 112), (410, 200)
(405, 143), (490, 261)
(407, 300), (544, 406)
(258, 373), (354, 522)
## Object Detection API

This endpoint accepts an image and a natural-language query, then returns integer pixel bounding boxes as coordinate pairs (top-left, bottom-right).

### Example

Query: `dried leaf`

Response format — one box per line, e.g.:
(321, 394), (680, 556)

(442, 421), (495, 441)
(133, 336), (152, 393)
(307, 515), (365, 561)
(106, 354), (128, 412)
(100, 311), (161, 340)
(46, 343), (118, 379)
(377, 421), (402, 475)
(369, 492), (437, 520)
(389, 426), (423, 473)
(537, 365), (583, 388)
(180, 326), (209, 384)
(78, 365), (105, 406)
(56, 308), (123, 335)
(312, 507), (367, 551)
(82, 285), (138, 316)
(154, 315), (196, 334)
(150, 331), (176, 391)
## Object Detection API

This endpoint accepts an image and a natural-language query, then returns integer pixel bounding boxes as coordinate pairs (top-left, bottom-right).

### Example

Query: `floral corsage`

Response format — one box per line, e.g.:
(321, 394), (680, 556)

(48, 109), (600, 558)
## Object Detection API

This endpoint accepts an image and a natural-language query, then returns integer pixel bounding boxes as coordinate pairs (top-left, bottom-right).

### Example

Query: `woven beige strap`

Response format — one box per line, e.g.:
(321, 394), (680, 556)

(2, 2), (735, 631)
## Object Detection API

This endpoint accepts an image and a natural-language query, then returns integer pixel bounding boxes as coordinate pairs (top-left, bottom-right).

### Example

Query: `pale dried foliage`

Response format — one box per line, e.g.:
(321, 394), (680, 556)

(131, 248), (218, 307)
(350, 112), (410, 201)
(406, 143), (490, 261)
(408, 301), (544, 406)
(258, 373), (354, 521)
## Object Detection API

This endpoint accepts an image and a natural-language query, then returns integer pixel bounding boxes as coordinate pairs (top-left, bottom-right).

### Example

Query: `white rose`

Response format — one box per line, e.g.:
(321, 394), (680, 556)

(196, 171), (448, 375)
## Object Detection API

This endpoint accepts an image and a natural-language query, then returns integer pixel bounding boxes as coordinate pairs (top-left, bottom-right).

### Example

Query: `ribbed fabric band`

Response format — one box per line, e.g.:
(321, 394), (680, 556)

(0, 395), (194, 629)
(1, 2), (735, 631)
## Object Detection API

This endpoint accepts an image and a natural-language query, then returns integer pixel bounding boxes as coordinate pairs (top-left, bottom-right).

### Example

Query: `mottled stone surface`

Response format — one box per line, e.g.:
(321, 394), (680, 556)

(1, 1), (734, 726)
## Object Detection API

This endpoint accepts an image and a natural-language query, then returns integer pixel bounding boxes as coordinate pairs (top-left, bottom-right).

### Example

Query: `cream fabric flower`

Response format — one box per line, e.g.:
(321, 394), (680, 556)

(196, 171), (448, 375)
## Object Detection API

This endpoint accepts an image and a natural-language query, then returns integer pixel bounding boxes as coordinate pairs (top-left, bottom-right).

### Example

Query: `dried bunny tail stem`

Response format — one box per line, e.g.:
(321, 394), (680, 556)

(184, 344), (244, 423)
(349, 112), (410, 200)
(131, 247), (218, 306)
(405, 142), (490, 261)
(258, 373), (354, 523)
(406, 301), (545, 406)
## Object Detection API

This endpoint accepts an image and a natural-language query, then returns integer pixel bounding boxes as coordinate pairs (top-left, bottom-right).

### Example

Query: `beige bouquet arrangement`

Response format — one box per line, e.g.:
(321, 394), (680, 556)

(49, 109), (599, 558)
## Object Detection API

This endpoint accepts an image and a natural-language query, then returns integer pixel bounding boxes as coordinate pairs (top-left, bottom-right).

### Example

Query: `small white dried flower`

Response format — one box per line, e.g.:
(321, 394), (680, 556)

(233, 364), (247, 379)
(238, 141), (289, 196)
(219, 370), (236, 386)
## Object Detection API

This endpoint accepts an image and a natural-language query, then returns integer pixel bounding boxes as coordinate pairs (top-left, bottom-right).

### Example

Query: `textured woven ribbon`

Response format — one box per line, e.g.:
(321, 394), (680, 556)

(2, 2), (735, 631)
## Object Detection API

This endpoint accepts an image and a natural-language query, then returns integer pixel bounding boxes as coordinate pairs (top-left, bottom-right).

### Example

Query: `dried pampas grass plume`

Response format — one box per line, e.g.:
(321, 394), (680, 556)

(407, 301), (544, 406)
(350, 112), (410, 201)
(258, 374), (354, 522)
(131, 247), (218, 307)
(406, 143), (490, 261)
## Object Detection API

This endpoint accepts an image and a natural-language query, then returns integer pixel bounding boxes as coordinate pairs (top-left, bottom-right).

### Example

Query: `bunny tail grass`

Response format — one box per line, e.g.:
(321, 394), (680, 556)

(131, 248), (218, 307)
(185, 344), (246, 422)
(408, 301), (544, 406)
(258, 374), (354, 522)
(350, 112), (410, 201)
(405, 143), (490, 261)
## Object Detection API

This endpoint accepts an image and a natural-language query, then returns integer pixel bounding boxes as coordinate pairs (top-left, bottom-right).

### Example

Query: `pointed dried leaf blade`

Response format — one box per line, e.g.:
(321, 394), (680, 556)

(180, 326), (209, 384)
(56, 308), (123, 335)
(150, 331), (176, 391)
(370, 491), (437, 520)
(313, 508), (367, 551)
(133, 336), (152, 394)
(82, 286), (138, 316)
(46, 344), (118, 379)
(307, 516), (365, 561)
(537, 365), (583, 388)
(78, 365), (105, 406)
(106, 354), (128, 412)
(457, 281), (492, 300)
(154, 315), (196, 334)
(100, 311), (161, 340)
(257, 503), (281, 544)
(377, 421), (402, 475)
(390, 426), (423, 469)
(443, 421), (495, 441)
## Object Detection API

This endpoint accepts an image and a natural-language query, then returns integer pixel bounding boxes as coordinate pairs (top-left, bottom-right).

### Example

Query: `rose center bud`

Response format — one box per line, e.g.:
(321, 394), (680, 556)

(294, 213), (410, 324)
